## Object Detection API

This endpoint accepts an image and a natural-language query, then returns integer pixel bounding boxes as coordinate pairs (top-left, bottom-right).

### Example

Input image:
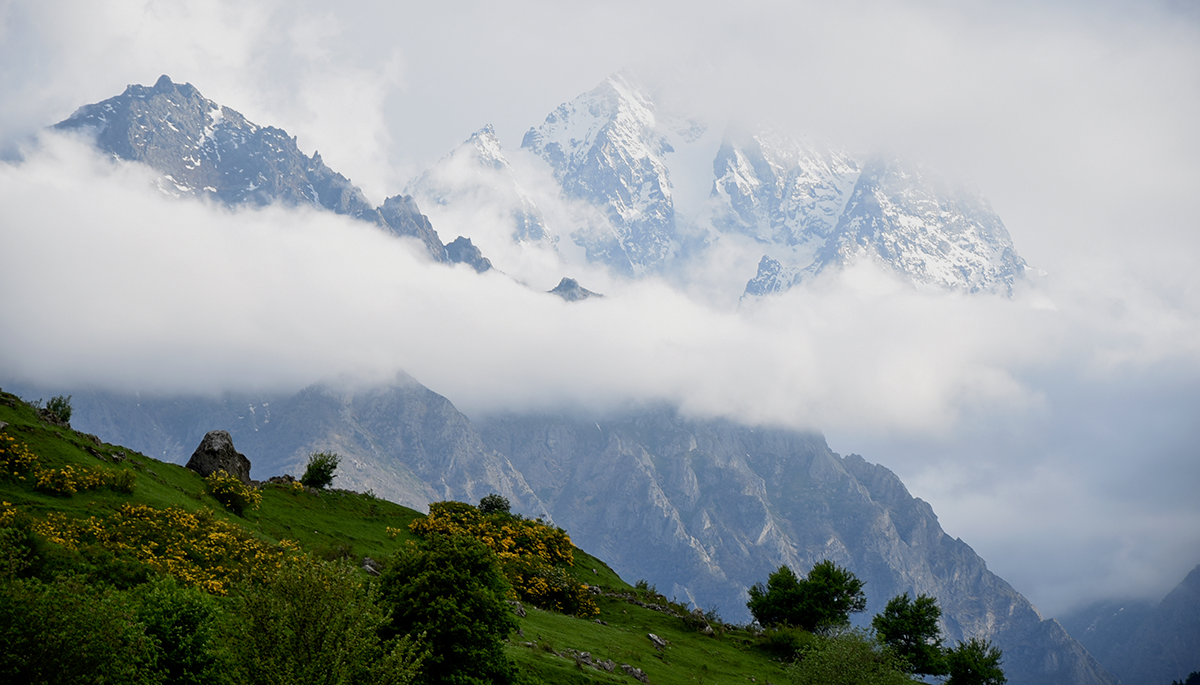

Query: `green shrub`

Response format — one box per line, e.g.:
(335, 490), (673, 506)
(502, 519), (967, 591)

(786, 628), (916, 685)
(759, 626), (818, 661)
(0, 575), (160, 684)
(301, 451), (341, 490)
(205, 470), (261, 515)
(46, 395), (73, 424)
(945, 638), (1006, 685)
(747, 560), (866, 632)
(380, 535), (517, 685)
(229, 557), (423, 685)
(134, 576), (231, 685)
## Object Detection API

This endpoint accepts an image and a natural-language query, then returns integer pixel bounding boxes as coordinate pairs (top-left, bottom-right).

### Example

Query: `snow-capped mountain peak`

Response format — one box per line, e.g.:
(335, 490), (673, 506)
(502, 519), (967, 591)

(521, 72), (678, 276)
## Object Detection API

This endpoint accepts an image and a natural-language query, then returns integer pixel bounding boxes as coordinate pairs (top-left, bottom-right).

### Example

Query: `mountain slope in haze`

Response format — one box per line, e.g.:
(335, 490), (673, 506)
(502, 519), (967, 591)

(53, 74), (449, 262)
(476, 408), (1115, 685)
(19, 377), (1119, 685)
(31, 379), (545, 519)
(408, 124), (550, 246)
(1062, 564), (1200, 685)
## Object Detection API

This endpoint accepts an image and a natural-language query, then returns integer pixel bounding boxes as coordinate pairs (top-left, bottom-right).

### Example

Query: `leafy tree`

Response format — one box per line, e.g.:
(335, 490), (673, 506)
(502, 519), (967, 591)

(872, 592), (947, 676)
(301, 451), (341, 490)
(380, 534), (518, 685)
(229, 556), (423, 685)
(945, 637), (1006, 685)
(786, 627), (916, 685)
(747, 560), (866, 632)
(1171, 671), (1200, 685)
(477, 493), (510, 516)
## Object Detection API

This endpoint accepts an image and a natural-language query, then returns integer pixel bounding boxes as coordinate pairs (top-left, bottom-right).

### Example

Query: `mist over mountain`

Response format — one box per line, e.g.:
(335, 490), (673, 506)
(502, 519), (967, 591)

(1061, 564), (1200, 685)
(423, 73), (1028, 300)
(4, 52), (1199, 685)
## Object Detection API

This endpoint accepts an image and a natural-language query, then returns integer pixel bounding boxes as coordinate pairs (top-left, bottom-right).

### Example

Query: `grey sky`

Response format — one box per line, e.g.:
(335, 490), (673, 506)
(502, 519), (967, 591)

(1, 0), (1198, 617)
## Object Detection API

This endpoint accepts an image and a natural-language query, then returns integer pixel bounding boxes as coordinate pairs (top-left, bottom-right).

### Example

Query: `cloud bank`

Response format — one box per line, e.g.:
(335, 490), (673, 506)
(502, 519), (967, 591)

(2, 0), (1199, 617)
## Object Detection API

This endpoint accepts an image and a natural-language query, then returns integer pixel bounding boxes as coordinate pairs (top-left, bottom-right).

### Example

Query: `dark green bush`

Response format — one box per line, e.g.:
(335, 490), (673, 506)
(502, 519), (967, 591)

(134, 576), (231, 685)
(230, 556), (423, 685)
(0, 575), (160, 684)
(747, 560), (866, 632)
(301, 451), (341, 490)
(477, 493), (510, 516)
(46, 395), (73, 424)
(380, 535), (517, 685)
(759, 626), (818, 661)
(786, 628), (915, 685)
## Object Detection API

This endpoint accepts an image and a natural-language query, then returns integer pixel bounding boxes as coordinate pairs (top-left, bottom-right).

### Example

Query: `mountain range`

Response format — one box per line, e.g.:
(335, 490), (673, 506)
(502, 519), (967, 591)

(11, 74), (1179, 684)
(413, 71), (1029, 297)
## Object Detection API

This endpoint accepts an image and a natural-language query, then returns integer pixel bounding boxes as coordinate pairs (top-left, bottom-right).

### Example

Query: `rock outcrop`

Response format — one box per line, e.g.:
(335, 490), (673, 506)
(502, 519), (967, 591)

(185, 430), (252, 485)
(548, 277), (601, 301)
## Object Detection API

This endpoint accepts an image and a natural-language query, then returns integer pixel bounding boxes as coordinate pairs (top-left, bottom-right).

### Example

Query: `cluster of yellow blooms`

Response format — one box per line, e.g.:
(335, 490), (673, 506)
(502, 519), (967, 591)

(205, 469), (262, 513)
(1, 434), (134, 495)
(404, 501), (598, 616)
(0, 501), (17, 528)
(0, 435), (38, 475)
(29, 502), (297, 594)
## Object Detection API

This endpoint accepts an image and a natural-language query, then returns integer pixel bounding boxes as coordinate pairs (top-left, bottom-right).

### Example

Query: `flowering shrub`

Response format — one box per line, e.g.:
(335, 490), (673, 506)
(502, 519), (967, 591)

(31, 503), (297, 594)
(2, 435), (135, 495)
(205, 470), (261, 515)
(0, 435), (38, 477)
(408, 501), (597, 616)
(0, 501), (16, 528)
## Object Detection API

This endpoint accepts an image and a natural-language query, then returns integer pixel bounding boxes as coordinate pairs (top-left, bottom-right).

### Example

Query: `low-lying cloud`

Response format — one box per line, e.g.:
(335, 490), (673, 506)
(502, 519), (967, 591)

(2, 0), (1199, 618)
(3, 133), (1198, 618)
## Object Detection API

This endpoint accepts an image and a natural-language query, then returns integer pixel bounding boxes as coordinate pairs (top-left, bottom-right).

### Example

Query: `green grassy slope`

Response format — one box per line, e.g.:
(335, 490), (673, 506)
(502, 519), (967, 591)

(0, 388), (788, 685)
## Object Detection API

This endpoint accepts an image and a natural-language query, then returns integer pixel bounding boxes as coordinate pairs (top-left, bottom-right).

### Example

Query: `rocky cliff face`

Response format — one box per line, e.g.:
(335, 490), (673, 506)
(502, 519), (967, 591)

(711, 127), (860, 260)
(54, 75), (448, 262)
(808, 155), (1027, 294)
(475, 407), (1115, 685)
(428, 77), (1027, 298)
(718, 129), (1027, 298)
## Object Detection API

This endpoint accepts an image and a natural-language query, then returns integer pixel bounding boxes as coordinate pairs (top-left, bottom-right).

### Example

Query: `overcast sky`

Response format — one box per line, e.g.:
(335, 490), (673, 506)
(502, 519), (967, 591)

(2, 0), (1199, 618)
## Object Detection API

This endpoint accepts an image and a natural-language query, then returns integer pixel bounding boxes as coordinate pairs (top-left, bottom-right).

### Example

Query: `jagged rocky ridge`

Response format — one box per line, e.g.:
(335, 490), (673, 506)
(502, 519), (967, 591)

(548, 277), (601, 301)
(54, 75), (451, 263)
(14, 378), (1117, 685)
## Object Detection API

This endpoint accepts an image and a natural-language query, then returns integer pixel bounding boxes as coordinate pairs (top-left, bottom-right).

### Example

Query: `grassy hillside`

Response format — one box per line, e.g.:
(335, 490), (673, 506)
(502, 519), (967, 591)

(0, 388), (789, 685)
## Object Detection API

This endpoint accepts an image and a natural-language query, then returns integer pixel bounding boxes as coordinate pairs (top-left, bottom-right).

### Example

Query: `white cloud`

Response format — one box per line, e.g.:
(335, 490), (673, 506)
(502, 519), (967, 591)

(2, 0), (1199, 616)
